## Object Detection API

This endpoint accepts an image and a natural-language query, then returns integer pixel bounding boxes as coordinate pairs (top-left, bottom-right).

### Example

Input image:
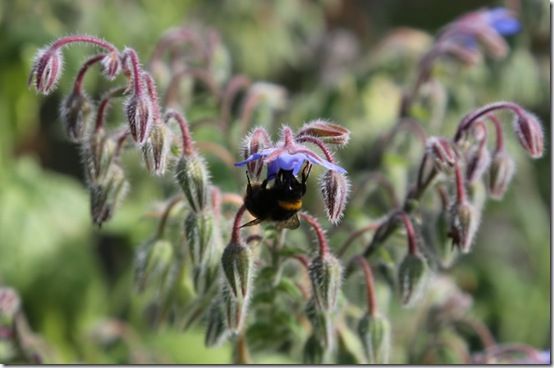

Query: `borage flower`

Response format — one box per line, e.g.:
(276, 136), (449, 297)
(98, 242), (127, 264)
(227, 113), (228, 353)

(443, 7), (521, 59)
(235, 125), (349, 225)
(235, 126), (346, 180)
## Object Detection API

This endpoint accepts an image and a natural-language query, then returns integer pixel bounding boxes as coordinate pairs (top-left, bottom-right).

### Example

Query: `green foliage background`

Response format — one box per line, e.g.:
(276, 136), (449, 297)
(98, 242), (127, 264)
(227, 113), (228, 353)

(0, 0), (550, 363)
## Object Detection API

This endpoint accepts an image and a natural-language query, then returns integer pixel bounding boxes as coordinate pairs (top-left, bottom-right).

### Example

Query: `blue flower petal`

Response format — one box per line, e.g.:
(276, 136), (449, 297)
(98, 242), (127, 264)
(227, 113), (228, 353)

(266, 152), (306, 179)
(234, 149), (274, 167)
(304, 154), (347, 174)
(237, 148), (347, 180)
(485, 7), (520, 36)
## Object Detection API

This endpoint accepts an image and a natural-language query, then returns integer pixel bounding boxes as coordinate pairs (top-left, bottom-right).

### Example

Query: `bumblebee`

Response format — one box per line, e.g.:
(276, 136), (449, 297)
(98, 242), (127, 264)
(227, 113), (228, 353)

(242, 163), (312, 229)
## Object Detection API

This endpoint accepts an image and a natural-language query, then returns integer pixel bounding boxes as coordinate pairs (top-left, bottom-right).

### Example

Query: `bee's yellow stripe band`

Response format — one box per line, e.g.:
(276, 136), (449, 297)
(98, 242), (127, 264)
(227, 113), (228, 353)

(277, 200), (302, 211)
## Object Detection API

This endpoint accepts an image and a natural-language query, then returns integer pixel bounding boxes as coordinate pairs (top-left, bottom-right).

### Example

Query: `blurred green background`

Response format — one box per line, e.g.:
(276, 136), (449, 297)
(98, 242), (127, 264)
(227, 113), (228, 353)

(0, 0), (550, 363)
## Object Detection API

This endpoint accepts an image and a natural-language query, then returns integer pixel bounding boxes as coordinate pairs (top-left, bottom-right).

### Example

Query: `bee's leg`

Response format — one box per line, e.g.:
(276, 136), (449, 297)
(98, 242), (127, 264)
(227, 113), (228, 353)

(240, 218), (264, 228)
(261, 178), (269, 190)
(300, 163), (313, 194)
(301, 163), (313, 184)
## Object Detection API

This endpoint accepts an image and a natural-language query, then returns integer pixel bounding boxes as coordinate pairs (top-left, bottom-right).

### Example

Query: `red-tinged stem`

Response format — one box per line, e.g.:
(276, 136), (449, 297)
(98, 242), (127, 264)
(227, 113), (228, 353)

(299, 212), (329, 257)
(143, 73), (161, 121)
(291, 254), (310, 270)
(221, 192), (245, 207)
(454, 163), (466, 204)
(164, 110), (194, 156)
(474, 120), (488, 151)
(454, 101), (526, 142)
(337, 222), (381, 258)
(354, 256), (378, 316)
(295, 135), (335, 162)
(239, 92), (263, 135)
(435, 185), (449, 211)
(220, 75), (251, 131)
(123, 48), (144, 96)
(456, 316), (495, 350)
(164, 67), (219, 107)
(231, 205), (247, 243)
(51, 35), (118, 53)
(488, 114), (504, 153)
(282, 126), (295, 147)
(245, 234), (263, 245)
(249, 127), (272, 148)
(73, 53), (105, 94)
(113, 129), (131, 158)
(156, 195), (184, 238)
(95, 87), (126, 131)
(397, 212), (417, 255)
(149, 27), (204, 67)
(210, 186), (222, 220)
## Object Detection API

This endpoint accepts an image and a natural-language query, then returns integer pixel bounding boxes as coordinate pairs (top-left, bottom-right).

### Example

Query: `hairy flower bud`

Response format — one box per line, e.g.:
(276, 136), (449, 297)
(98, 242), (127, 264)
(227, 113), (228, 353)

(242, 128), (272, 181)
(205, 298), (229, 347)
(60, 91), (93, 142)
(193, 262), (219, 296)
(125, 93), (153, 145)
(134, 238), (174, 293)
(309, 253), (343, 312)
(357, 313), (391, 364)
(142, 122), (171, 176)
(448, 201), (480, 253)
(101, 51), (122, 80)
(175, 154), (210, 212)
(488, 150), (516, 200)
(29, 47), (63, 95)
(297, 119), (351, 146)
(465, 145), (491, 184)
(221, 241), (252, 301)
(82, 129), (115, 185)
(303, 334), (325, 364)
(320, 170), (350, 224)
(90, 165), (129, 226)
(184, 211), (214, 267)
(513, 112), (544, 159)
(222, 283), (250, 334)
(426, 136), (457, 173)
(398, 253), (429, 306)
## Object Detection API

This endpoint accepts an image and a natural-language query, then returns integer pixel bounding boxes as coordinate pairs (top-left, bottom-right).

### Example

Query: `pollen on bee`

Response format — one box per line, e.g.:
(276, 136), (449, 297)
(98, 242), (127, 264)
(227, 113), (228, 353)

(277, 199), (302, 211)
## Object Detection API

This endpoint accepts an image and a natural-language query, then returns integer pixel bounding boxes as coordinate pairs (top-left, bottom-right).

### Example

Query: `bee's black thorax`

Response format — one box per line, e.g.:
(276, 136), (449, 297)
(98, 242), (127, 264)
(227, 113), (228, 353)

(244, 169), (307, 223)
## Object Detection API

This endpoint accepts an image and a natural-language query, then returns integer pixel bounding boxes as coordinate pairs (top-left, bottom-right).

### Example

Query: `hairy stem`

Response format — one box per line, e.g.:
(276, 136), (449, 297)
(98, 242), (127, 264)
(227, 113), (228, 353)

(231, 205), (247, 243)
(300, 212), (329, 256)
(51, 35), (118, 53)
(73, 53), (105, 94)
(354, 256), (378, 316)
(156, 195), (184, 238)
(164, 110), (194, 156)
(95, 87), (127, 131)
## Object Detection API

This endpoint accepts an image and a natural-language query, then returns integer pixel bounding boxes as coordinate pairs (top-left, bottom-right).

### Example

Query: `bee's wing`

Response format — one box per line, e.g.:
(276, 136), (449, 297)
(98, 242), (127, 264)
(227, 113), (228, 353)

(276, 214), (300, 230)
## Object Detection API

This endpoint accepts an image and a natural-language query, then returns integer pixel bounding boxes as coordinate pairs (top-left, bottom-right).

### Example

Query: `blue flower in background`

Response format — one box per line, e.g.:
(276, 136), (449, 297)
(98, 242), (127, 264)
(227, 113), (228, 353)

(444, 7), (521, 55)
(484, 7), (520, 36)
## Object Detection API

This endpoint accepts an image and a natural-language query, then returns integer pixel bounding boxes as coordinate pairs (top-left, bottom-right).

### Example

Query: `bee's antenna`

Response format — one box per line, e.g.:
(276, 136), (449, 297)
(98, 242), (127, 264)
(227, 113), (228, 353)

(245, 170), (251, 186)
